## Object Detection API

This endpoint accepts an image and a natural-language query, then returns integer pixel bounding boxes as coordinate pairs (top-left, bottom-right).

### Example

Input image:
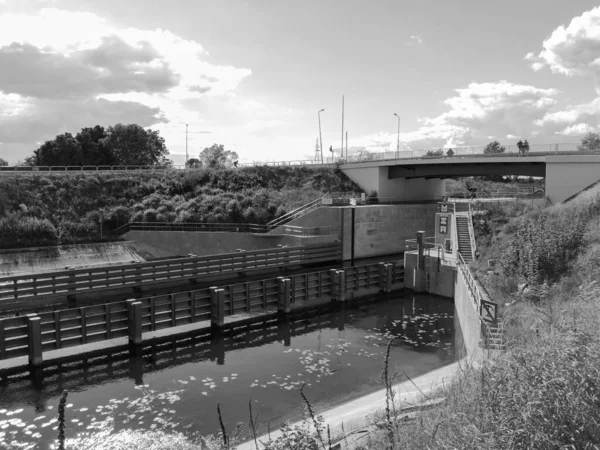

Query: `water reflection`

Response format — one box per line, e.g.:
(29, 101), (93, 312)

(0, 293), (457, 450)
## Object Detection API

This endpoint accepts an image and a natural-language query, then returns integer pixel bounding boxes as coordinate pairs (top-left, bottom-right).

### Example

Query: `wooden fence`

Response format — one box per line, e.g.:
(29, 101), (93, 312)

(0, 261), (403, 365)
(0, 243), (341, 307)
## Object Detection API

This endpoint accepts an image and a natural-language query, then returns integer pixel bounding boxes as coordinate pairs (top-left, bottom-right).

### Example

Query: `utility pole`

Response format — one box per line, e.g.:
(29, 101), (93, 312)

(394, 113), (400, 159)
(314, 138), (321, 163)
(341, 95), (345, 160)
(318, 109), (324, 164)
(345, 131), (348, 158)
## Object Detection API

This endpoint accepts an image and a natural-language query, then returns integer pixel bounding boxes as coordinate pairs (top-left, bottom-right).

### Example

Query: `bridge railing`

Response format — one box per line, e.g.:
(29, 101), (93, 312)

(1, 143), (596, 172)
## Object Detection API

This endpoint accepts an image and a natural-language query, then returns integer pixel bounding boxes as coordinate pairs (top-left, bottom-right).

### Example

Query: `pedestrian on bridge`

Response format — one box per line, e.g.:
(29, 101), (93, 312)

(517, 140), (524, 157)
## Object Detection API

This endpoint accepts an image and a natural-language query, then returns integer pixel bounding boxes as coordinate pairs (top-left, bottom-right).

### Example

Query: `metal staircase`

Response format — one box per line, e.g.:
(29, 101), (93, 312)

(456, 216), (474, 262)
(266, 194), (327, 229)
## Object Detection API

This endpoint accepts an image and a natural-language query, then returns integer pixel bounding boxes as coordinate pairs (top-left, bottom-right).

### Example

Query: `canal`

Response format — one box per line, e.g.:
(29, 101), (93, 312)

(0, 292), (458, 449)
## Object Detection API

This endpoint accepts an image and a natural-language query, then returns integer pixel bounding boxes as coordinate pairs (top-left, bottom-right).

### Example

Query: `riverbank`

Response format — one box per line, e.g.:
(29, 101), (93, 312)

(238, 358), (464, 450)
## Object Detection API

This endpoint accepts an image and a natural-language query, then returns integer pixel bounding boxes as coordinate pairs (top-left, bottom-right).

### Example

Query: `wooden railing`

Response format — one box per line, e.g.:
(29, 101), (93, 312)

(0, 243), (342, 307)
(0, 261), (404, 363)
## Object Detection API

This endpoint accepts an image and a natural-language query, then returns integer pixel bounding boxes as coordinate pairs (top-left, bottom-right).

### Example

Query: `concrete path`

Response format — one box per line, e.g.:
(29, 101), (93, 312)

(238, 359), (466, 450)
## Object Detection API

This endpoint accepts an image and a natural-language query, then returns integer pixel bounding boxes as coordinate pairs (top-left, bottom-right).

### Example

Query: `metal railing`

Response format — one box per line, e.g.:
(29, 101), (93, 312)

(113, 221), (340, 237)
(267, 195), (328, 228)
(405, 237), (452, 264)
(0, 243), (342, 307)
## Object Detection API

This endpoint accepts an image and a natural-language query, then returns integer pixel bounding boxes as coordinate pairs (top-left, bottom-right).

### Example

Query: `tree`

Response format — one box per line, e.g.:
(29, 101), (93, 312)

(75, 126), (117, 166)
(0, 158), (8, 166)
(101, 124), (169, 166)
(425, 149), (443, 157)
(31, 133), (84, 166)
(199, 144), (238, 168)
(483, 141), (505, 155)
(186, 158), (202, 169)
(577, 132), (600, 154)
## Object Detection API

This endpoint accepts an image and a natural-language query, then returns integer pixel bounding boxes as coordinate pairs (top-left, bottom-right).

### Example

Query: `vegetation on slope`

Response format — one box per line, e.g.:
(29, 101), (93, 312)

(0, 166), (360, 250)
(356, 194), (600, 449)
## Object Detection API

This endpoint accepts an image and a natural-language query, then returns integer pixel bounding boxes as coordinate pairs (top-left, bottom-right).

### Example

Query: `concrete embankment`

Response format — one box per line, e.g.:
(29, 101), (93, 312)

(0, 241), (175, 277)
(238, 360), (464, 450)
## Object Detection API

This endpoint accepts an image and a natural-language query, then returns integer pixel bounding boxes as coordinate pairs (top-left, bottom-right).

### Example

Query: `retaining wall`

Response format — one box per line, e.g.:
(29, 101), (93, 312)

(124, 230), (338, 257)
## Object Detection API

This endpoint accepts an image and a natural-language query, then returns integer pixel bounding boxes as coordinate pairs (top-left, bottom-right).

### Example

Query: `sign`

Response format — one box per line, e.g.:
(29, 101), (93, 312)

(480, 299), (498, 324)
(439, 215), (449, 234)
(440, 204), (448, 213)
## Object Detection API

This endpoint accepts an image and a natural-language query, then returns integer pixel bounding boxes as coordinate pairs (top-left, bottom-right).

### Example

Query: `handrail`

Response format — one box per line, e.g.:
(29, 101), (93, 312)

(113, 222), (340, 237)
(467, 204), (477, 259)
(267, 194), (328, 227)
(457, 252), (497, 351)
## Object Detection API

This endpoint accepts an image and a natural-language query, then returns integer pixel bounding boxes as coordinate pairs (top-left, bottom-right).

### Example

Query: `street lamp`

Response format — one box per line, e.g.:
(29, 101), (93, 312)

(393, 113), (400, 159)
(318, 109), (325, 164)
(185, 124), (212, 166)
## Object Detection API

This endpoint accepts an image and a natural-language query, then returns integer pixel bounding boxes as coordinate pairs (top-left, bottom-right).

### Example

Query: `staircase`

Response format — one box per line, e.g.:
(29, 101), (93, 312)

(456, 215), (474, 262)
(266, 195), (327, 230)
(484, 322), (506, 351)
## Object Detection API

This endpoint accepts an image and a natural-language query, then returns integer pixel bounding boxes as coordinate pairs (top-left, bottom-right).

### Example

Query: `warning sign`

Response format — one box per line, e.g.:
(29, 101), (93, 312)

(480, 299), (498, 324)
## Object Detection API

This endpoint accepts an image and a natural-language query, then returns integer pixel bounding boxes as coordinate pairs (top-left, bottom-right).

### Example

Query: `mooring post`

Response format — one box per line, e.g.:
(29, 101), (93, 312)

(336, 270), (346, 302)
(210, 287), (225, 330)
(127, 300), (142, 345)
(378, 262), (386, 292)
(385, 263), (395, 293)
(329, 269), (338, 301)
(27, 314), (42, 368)
(278, 277), (291, 314)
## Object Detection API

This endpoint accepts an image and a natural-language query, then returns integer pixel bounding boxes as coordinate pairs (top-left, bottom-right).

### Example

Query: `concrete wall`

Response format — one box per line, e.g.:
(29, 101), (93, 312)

(341, 166), (446, 201)
(124, 231), (339, 258)
(351, 204), (437, 259)
(454, 267), (484, 360)
(546, 156), (600, 203)
(283, 206), (340, 228)
(403, 252), (455, 298)
(0, 241), (173, 276)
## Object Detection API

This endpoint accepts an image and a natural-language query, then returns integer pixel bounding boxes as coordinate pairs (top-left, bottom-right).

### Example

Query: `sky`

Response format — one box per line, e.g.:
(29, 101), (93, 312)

(1, 0), (600, 165)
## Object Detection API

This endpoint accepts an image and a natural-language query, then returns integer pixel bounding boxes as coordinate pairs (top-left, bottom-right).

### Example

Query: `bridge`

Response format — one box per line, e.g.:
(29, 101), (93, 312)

(2, 143), (598, 203)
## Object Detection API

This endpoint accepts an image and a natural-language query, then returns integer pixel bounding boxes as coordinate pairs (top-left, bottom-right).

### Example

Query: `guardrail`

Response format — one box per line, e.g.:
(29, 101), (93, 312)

(113, 222), (340, 237)
(0, 260), (404, 363)
(0, 243), (342, 307)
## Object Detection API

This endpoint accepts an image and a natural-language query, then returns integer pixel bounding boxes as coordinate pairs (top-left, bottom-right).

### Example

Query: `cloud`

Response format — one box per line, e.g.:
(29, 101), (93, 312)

(0, 8), (254, 162)
(406, 35), (424, 46)
(534, 97), (600, 136)
(349, 81), (560, 152)
(557, 123), (596, 136)
(525, 6), (600, 86)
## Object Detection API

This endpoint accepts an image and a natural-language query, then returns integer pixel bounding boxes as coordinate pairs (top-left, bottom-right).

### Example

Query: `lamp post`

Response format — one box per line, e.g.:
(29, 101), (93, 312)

(393, 113), (400, 159)
(318, 109), (325, 164)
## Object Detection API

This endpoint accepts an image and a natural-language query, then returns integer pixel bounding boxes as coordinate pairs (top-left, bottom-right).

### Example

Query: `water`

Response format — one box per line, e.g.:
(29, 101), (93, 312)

(0, 293), (457, 449)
